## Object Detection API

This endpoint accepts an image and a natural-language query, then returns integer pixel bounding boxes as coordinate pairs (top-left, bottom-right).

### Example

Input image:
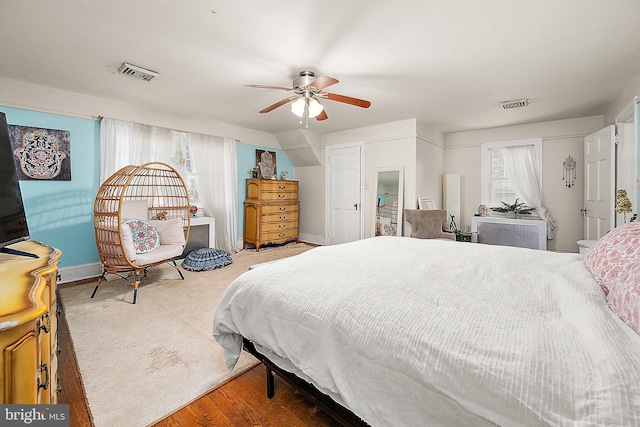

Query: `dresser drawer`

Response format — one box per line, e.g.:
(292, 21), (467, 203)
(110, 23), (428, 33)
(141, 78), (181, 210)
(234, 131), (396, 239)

(261, 204), (298, 214)
(259, 181), (298, 192)
(263, 211), (298, 223)
(261, 221), (297, 233)
(259, 191), (297, 201)
(260, 228), (298, 242)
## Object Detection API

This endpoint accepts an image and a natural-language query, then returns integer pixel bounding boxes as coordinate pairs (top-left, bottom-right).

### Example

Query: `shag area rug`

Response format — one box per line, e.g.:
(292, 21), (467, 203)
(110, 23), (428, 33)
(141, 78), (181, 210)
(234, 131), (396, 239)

(59, 242), (313, 427)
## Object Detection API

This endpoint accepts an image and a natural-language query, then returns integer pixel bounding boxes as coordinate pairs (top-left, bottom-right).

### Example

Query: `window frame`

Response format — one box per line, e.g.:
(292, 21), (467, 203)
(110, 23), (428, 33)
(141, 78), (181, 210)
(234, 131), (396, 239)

(480, 138), (543, 208)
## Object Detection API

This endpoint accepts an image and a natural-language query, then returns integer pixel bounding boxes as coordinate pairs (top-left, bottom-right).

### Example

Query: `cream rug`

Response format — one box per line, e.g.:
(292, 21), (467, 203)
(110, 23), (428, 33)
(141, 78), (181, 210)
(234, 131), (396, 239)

(59, 243), (313, 427)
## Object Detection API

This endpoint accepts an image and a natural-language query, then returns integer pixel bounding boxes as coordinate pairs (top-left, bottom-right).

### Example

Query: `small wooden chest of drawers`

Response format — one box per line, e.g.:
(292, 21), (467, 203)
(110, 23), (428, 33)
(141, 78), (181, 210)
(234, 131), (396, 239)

(0, 241), (61, 404)
(244, 179), (299, 251)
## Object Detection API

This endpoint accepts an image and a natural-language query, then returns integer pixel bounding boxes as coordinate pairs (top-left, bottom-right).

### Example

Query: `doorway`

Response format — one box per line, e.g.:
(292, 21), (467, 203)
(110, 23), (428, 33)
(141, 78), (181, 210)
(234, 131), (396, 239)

(325, 143), (363, 245)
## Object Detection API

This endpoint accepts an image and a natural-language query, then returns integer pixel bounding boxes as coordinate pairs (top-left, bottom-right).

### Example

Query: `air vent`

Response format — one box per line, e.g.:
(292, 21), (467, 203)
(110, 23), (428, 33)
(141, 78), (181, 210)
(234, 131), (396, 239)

(117, 62), (158, 81)
(500, 98), (529, 110)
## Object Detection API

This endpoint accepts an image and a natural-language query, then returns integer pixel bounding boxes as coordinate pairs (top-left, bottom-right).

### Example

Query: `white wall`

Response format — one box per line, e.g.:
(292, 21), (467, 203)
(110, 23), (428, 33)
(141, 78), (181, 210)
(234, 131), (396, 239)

(0, 77), (279, 147)
(416, 137), (446, 210)
(296, 147), (326, 245)
(445, 116), (604, 252)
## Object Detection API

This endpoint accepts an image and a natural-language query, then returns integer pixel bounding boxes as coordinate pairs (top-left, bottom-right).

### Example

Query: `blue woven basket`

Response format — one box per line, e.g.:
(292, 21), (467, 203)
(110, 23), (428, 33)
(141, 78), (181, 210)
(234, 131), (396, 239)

(182, 248), (233, 272)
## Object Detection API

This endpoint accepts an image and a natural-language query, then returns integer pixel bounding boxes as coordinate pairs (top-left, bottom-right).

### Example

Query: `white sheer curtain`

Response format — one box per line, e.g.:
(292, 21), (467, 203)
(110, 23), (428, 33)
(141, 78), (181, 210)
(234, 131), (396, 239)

(99, 118), (176, 181)
(188, 134), (238, 253)
(99, 117), (239, 253)
(503, 145), (556, 238)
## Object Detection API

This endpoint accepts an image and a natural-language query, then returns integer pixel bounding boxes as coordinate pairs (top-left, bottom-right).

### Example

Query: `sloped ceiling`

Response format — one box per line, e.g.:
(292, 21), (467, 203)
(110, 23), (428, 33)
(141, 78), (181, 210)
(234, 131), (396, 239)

(0, 1), (639, 137)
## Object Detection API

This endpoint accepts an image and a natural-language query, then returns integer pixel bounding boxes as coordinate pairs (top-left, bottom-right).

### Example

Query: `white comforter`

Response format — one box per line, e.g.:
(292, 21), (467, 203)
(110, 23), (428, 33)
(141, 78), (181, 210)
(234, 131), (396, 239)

(213, 236), (640, 426)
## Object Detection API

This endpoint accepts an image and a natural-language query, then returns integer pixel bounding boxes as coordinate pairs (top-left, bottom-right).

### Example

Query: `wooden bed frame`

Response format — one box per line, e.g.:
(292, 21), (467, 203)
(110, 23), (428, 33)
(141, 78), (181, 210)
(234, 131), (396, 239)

(242, 338), (370, 427)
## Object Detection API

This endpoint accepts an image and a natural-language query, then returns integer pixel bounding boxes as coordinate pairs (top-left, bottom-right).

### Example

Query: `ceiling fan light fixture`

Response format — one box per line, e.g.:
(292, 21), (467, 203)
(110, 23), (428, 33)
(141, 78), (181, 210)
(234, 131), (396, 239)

(308, 98), (324, 118)
(291, 98), (306, 117)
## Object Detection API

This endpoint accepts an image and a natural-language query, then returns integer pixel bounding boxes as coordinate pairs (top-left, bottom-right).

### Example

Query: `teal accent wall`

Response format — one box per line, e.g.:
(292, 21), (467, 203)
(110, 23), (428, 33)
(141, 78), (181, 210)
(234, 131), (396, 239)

(1, 106), (100, 268)
(236, 143), (294, 239)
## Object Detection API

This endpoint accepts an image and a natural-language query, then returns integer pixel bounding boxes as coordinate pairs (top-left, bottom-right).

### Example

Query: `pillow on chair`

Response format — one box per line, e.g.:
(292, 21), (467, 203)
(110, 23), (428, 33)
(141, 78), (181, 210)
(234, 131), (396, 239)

(124, 219), (161, 254)
(121, 199), (149, 220)
(149, 218), (186, 246)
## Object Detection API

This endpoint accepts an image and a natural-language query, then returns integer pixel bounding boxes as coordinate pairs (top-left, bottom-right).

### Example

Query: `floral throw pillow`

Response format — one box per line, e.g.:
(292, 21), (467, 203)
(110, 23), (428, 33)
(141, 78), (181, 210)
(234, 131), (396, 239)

(606, 280), (640, 334)
(583, 221), (640, 334)
(124, 219), (160, 254)
(584, 221), (640, 294)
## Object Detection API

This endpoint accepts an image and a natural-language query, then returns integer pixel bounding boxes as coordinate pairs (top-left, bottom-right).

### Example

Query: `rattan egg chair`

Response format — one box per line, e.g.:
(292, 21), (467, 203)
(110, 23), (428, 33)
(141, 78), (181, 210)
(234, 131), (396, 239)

(92, 162), (191, 304)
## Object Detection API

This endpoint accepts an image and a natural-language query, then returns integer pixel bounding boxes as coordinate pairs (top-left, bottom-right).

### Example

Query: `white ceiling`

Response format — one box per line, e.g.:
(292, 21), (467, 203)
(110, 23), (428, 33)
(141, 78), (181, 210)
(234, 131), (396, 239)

(1, 0), (640, 135)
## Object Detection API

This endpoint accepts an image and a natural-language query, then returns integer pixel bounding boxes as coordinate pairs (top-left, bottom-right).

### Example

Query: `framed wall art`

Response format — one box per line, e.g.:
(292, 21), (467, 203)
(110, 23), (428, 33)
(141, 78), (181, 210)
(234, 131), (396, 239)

(418, 197), (436, 210)
(255, 149), (276, 179)
(8, 125), (71, 181)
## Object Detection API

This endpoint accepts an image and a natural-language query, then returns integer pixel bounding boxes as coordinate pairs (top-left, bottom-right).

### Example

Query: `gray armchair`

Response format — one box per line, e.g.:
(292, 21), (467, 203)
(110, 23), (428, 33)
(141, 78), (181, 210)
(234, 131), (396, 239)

(404, 209), (456, 240)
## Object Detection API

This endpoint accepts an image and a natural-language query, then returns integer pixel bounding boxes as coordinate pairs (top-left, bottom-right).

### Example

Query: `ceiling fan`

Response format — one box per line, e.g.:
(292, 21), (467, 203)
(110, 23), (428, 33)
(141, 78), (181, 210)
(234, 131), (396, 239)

(246, 70), (371, 123)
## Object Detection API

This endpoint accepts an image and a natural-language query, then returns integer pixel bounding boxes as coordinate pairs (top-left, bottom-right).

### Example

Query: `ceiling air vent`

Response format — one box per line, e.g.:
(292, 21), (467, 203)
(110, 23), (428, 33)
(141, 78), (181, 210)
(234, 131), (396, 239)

(117, 62), (158, 81)
(500, 98), (529, 110)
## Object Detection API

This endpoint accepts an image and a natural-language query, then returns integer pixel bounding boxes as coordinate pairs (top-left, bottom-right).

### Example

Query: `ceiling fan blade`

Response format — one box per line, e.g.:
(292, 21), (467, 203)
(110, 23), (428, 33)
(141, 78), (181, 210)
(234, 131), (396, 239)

(325, 92), (371, 108)
(308, 76), (339, 91)
(316, 110), (328, 121)
(259, 96), (297, 113)
(246, 84), (292, 91)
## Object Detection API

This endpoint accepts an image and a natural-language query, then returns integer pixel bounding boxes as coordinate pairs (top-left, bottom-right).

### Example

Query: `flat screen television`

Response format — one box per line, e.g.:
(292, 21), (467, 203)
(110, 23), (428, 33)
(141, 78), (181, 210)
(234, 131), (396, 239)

(0, 111), (37, 258)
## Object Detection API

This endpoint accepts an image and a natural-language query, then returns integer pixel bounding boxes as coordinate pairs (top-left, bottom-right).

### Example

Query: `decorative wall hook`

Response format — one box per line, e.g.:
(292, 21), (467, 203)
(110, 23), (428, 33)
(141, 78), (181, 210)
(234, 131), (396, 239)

(563, 155), (576, 188)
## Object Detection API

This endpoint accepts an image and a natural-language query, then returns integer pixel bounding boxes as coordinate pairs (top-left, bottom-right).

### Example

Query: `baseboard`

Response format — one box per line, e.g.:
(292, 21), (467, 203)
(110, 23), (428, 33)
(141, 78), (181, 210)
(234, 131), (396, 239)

(299, 233), (325, 246)
(58, 262), (102, 284)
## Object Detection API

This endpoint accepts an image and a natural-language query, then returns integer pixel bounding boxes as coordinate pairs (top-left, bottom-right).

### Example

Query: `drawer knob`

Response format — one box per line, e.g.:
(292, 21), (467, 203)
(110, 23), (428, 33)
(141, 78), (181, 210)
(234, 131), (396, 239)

(279, 216), (286, 220)
(278, 233), (285, 238)
(278, 194), (285, 198)
(279, 224), (285, 229)
(279, 207), (287, 211)
(278, 185), (286, 189)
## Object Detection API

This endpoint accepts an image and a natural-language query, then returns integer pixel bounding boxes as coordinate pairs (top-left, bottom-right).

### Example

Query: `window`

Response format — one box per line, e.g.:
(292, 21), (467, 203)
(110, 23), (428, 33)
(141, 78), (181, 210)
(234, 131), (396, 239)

(488, 150), (516, 206)
(480, 138), (542, 208)
(171, 132), (200, 207)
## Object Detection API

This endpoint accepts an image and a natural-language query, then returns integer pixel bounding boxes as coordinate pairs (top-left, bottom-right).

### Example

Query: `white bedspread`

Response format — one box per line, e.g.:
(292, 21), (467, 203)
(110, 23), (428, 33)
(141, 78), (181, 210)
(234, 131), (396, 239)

(213, 236), (640, 426)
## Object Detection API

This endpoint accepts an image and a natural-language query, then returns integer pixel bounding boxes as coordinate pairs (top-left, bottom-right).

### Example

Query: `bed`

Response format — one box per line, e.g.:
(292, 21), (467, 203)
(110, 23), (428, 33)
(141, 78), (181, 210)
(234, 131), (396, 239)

(213, 223), (640, 426)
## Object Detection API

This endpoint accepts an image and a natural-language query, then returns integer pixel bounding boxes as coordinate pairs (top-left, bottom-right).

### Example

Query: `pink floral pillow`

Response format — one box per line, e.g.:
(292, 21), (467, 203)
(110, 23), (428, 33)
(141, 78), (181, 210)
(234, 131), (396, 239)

(584, 221), (640, 333)
(606, 281), (640, 334)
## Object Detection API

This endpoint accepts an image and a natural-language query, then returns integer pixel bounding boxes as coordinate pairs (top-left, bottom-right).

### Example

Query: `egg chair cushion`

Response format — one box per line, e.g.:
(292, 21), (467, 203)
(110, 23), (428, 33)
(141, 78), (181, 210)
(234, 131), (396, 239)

(135, 244), (184, 266)
(182, 248), (233, 272)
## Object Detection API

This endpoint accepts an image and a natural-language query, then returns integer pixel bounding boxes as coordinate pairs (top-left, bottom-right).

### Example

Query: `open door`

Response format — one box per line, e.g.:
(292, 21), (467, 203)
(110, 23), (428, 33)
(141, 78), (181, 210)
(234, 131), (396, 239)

(583, 125), (615, 240)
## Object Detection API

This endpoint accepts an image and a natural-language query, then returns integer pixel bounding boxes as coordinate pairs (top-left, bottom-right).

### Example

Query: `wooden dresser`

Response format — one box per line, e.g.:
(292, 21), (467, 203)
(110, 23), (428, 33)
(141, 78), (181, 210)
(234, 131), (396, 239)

(244, 179), (299, 251)
(0, 240), (61, 404)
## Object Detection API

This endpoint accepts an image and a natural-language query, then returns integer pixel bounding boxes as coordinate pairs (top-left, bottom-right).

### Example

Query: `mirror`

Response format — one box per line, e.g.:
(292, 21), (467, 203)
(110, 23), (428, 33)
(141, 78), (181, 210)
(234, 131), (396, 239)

(373, 166), (404, 237)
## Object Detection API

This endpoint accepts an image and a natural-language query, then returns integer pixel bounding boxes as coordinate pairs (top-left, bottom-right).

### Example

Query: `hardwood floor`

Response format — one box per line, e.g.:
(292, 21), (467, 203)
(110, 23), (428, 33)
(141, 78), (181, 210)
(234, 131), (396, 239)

(56, 293), (337, 427)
